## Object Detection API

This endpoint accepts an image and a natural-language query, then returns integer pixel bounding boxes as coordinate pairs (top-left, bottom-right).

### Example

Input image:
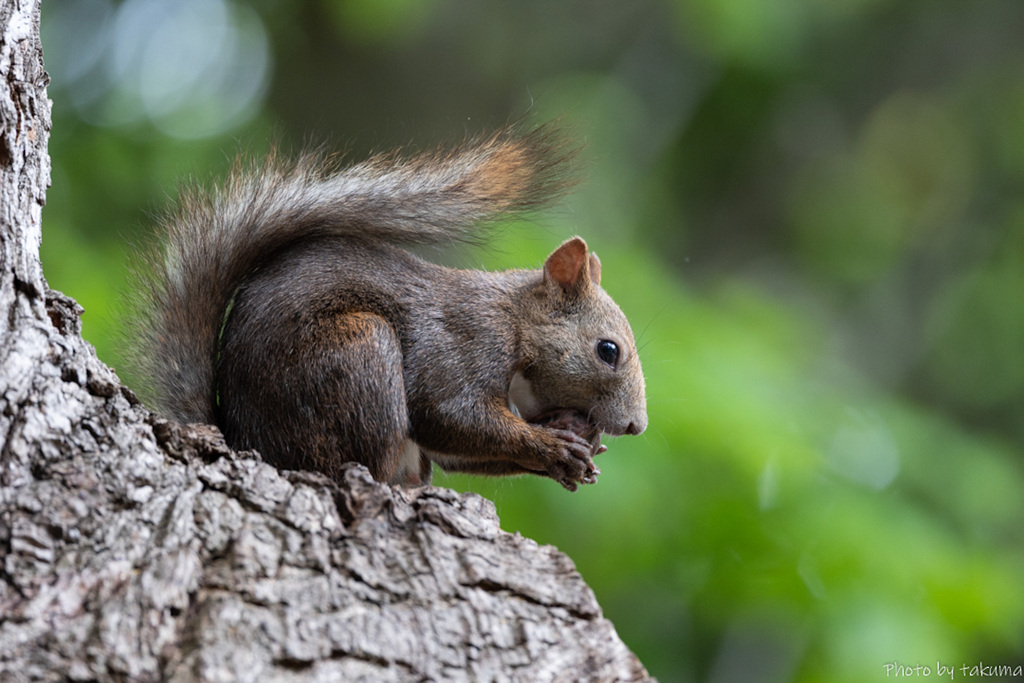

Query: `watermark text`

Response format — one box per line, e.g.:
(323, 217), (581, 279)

(883, 661), (1023, 678)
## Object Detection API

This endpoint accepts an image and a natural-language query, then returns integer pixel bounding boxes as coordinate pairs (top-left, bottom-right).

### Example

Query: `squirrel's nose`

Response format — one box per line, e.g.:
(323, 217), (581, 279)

(627, 410), (648, 435)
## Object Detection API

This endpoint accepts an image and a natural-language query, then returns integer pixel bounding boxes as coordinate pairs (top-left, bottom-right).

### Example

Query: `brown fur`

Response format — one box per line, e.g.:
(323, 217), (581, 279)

(130, 127), (646, 490)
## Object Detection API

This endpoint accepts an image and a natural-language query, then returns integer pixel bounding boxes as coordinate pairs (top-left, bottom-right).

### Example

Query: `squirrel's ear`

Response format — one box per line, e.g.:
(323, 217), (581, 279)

(588, 252), (601, 286)
(544, 236), (592, 295)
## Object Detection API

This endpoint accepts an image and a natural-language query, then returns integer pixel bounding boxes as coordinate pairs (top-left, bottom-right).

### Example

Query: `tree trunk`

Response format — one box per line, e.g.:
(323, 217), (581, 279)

(0, 2), (653, 681)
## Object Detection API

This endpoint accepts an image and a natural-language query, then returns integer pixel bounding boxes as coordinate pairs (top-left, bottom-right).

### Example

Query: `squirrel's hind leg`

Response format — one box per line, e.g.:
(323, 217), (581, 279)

(305, 311), (411, 484)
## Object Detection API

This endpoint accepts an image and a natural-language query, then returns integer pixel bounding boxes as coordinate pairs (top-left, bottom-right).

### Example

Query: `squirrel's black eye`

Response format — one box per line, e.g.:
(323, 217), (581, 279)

(596, 339), (620, 368)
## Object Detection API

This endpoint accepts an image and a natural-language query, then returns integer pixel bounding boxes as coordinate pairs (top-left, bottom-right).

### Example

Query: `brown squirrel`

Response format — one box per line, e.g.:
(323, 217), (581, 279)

(132, 127), (647, 491)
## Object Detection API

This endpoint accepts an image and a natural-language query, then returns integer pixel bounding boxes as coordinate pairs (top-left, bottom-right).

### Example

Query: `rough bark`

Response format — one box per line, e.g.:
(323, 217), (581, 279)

(0, 2), (652, 681)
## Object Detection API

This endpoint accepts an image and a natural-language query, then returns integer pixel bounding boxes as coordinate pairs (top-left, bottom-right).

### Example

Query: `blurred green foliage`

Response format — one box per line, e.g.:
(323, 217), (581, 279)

(39, 0), (1024, 680)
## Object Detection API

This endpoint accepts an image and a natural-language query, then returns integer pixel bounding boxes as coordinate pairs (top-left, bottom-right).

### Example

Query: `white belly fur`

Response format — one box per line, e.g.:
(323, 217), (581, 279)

(508, 371), (541, 420)
(392, 438), (422, 485)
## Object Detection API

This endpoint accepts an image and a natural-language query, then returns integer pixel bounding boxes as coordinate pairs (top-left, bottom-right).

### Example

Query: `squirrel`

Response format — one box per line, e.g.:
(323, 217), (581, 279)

(131, 127), (647, 491)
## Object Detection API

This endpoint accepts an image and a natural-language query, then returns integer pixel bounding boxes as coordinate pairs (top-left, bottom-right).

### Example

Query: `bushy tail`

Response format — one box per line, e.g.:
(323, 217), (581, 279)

(129, 126), (577, 423)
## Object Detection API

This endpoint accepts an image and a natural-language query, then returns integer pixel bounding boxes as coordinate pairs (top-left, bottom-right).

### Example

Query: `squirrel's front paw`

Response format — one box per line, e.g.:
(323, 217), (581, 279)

(544, 429), (600, 491)
(527, 408), (603, 490)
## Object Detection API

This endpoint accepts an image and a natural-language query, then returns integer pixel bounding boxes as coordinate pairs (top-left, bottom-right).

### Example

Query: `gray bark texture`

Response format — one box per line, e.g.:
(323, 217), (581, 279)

(0, 2), (654, 681)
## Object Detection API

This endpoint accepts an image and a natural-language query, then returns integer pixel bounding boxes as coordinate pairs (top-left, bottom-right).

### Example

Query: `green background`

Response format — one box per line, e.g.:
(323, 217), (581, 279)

(40, 1), (1024, 680)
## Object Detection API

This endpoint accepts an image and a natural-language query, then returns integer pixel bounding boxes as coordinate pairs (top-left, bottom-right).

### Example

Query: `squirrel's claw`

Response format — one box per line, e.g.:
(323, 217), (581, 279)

(546, 428), (600, 489)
